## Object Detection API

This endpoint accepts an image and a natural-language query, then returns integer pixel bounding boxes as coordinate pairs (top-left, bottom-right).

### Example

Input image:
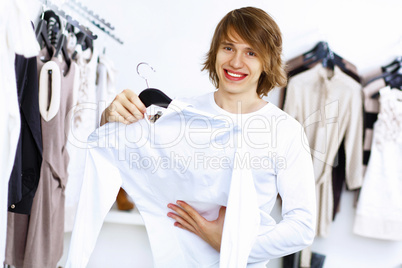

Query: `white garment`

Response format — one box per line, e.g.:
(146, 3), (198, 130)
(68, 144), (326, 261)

(354, 87), (402, 240)
(66, 100), (260, 267)
(65, 47), (99, 231)
(96, 53), (117, 121)
(66, 93), (316, 267)
(0, 0), (39, 264)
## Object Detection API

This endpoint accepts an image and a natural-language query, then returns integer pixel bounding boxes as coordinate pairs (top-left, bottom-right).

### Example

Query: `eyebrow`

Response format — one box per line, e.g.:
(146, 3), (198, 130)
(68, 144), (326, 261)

(220, 41), (255, 51)
(221, 41), (234, 46)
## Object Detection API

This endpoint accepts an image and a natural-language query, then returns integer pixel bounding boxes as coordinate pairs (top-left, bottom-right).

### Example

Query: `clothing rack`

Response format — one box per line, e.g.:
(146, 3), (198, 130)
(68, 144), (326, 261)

(38, 0), (123, 45)
(68, 0), (114, 30)
(38, 0), (97, 40)
(65, 0), (124, 44)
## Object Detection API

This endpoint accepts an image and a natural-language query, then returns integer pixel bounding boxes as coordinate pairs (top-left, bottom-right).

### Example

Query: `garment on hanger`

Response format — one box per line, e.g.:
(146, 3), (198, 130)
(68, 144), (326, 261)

(280, 46), (362, 222)
(67, 100), (257, 268)
(5, 47), (76, 268)
(96, 53), (116, 119)
(64, 45), (99, 231)
(8, 54), (42, 215)
(64, 51), (116, 232)
(0, 0), (39, 264)
(284, 64), (364, 237)
(354, 87), (402, 240)
(66, 92), (316, 268)
(66, 51), (117, 230)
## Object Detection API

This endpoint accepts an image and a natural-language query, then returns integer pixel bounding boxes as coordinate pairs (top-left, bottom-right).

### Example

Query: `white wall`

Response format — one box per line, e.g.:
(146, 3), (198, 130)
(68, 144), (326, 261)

(30, 0), (402, 267)
(81, 0), (402, 99)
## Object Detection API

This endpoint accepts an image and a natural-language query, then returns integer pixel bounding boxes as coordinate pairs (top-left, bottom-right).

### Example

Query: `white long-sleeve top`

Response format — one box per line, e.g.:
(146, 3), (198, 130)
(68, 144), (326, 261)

(182, 92), (316, 264)
(66, 93), (316, 267)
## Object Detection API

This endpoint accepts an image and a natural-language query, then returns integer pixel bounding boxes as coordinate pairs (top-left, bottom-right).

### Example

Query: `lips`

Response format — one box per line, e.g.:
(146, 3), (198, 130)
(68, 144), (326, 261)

(224, 69), (247, 81)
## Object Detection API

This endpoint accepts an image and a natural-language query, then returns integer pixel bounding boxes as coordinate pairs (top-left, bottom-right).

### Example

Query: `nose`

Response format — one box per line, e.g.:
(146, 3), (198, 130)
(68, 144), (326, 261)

(229, 51), (244, 69)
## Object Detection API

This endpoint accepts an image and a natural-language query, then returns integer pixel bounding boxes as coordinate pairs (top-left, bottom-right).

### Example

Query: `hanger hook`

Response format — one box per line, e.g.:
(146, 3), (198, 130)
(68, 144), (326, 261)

(136, 62), (156, 88)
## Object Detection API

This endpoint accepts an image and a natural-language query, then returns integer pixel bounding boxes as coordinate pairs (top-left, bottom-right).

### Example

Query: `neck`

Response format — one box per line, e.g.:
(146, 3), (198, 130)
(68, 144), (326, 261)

(214, 90), (266, 114)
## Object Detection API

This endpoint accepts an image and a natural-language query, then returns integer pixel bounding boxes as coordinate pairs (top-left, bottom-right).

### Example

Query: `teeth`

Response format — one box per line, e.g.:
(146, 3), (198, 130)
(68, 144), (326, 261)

(227, 71), (244, 78)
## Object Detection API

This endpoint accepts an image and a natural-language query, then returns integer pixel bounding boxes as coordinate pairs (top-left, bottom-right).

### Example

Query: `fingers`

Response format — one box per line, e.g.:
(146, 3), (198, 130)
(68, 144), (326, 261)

(168, 203), (199, 228)
(168, 202), (224, 252)
(106, 101), (136, 124)
(117, 90), (146, 118)
(176, 200), (205, 224)
(102, 89), (147, 125)
(168, 213), (197, 234)
(115, 91), (145, 120)
(167, 205), (197, 234)
(125, 90), (147, 114)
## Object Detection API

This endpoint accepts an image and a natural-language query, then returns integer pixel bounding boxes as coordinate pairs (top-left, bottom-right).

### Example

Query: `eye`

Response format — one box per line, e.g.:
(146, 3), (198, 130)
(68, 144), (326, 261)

(223, 47), (233, 52)
(247, 51), (257, 57)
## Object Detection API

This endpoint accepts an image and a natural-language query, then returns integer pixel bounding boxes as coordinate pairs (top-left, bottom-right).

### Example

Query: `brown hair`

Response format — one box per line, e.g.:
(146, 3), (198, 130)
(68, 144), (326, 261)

(202, 7), (287, 97)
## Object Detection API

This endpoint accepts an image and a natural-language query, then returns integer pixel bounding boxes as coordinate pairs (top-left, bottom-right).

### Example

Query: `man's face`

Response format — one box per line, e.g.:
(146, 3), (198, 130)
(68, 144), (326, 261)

(215, 31), (263, 97)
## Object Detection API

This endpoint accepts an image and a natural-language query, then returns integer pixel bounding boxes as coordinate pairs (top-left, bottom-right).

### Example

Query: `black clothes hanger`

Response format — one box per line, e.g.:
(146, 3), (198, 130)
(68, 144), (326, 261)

(302, 41), (362, 82)
(384, 66), (402, 89)
(369, 57), (402, 98)
(35, 19), (53, 58)
(370, 66), (402, 98)
(289, 41), (360, 83)
(136, 63), (171, 108)
(76, 32), (93, 51)
(72, 32), (94, 60)
(53, 20), (72, 70)
(382, 56), (402, 74)
(303, 41), (335, 70)
(43, 10), (61, 46)
(366, 57), (401, 87)
(54, 34), (71, 69)
(138, 88), (172, 108)
(303, 41), (355, 73)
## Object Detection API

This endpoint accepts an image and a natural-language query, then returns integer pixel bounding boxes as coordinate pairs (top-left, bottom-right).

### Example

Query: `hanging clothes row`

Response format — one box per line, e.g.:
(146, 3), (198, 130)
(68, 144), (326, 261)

(5, 8), (79, 267)
(2, 5), (120, 267)
(280, 41), (402, 268)
(281, 41), (365, 268)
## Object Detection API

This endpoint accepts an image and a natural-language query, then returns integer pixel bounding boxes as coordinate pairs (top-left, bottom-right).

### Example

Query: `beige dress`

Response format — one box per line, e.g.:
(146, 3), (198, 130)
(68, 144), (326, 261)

(284, 64), (364, 237)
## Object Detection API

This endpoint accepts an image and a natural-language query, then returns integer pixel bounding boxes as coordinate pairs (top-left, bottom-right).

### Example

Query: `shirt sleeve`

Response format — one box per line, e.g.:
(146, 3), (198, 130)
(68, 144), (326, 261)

(65, 126), (123, 268)
(247, 123), (316, 262)
(343, 88), (364, 190)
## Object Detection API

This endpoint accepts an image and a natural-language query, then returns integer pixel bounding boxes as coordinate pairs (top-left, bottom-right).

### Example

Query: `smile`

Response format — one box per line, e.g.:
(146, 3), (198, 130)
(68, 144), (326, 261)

(224, 69), (247, 81)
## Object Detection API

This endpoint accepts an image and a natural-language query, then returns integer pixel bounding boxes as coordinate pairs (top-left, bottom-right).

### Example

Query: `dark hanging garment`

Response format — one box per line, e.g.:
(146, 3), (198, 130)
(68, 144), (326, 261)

(7, 54), (42, 215)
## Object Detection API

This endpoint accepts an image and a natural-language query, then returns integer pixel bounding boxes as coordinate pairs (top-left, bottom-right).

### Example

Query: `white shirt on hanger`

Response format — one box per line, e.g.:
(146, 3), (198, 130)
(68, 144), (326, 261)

(66, 93), (316, 267)
(66, 99), (261, 268)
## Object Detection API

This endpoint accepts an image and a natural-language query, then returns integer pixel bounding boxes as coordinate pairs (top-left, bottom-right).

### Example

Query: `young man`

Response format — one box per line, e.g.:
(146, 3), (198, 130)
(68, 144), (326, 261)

(101, 7), (316, 266)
